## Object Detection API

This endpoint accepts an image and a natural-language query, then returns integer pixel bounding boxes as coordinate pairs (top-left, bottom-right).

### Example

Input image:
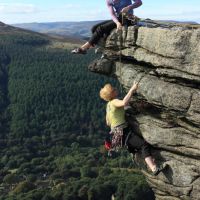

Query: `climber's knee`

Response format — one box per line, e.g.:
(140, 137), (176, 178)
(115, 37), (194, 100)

(91, 25), (98, 33)
(95, 25), (105, 37)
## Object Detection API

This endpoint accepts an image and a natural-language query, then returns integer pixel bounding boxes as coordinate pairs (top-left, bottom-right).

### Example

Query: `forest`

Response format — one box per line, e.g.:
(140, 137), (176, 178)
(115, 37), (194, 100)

(0, 29), (154, 200)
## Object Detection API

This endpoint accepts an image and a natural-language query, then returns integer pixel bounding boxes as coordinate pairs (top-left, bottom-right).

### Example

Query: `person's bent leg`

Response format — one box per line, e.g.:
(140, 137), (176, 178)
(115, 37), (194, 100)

(91, 20), (112, 33)
(145, 156), (156, 172)
(127, 134), (156, 171)
(127, 133), (167, 175)
(88, 20), (116, 47)
(71, 20), (115, 54)
(142, 141), (167, 175)
(81, 42), (92, 50)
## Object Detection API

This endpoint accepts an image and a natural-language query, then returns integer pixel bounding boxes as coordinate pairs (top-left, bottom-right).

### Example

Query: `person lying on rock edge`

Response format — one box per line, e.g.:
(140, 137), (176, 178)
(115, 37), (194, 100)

(71, 0), (142, 54)
(100, 82), (167, 176)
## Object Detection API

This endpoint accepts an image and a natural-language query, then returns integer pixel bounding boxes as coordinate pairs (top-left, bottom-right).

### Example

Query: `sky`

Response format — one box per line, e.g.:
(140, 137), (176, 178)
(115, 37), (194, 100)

(0, 0), (199, 24)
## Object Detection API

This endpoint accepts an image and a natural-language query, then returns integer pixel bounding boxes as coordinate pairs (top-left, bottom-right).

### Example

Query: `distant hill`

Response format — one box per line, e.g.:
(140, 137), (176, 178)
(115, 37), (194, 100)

(0, 21), (85, 51)
(13, 21), (104, 40)
(12, 19), (199, 40)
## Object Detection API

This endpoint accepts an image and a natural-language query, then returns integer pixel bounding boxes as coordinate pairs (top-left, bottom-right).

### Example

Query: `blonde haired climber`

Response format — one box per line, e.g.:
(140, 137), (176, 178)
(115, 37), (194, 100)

(100, 81), (167, 176)
(100, 83), (117, 102)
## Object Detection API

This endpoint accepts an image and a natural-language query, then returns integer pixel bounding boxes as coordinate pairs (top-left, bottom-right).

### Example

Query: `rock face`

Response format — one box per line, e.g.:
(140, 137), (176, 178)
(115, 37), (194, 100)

(89, 22), (200, 200)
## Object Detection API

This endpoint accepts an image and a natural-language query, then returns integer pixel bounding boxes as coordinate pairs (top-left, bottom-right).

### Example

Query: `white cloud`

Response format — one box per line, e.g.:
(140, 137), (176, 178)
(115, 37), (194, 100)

(0, 3), (38, 14)
(64, 4), (81, 9)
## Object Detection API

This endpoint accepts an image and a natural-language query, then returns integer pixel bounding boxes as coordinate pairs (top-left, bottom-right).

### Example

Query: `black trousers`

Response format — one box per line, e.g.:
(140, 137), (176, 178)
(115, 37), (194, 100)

(89, 16), (133, 46)
(123, 127), (151, 159)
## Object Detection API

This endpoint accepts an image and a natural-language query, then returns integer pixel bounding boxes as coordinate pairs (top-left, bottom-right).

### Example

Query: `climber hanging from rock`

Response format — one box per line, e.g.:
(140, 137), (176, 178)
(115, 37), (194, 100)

(71, 0), (142, 54)
(100, 82), (167, 176)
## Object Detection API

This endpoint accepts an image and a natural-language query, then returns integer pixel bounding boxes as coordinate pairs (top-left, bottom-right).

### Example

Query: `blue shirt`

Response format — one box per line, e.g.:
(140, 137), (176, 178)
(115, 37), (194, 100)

(110, 0), (133, 15)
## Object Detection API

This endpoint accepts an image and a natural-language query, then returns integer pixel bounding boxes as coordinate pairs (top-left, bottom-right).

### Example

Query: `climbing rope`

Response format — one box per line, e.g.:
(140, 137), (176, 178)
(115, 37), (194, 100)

(117, 14), (151, 93)
(117, 13), (139, 95)
(118, 14), (123, 94)
(118, 12), (129, 95)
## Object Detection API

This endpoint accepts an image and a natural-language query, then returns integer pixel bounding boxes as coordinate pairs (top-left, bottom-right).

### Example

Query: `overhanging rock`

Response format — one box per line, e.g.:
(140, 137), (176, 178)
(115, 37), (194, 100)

(88, 21), (200, 200)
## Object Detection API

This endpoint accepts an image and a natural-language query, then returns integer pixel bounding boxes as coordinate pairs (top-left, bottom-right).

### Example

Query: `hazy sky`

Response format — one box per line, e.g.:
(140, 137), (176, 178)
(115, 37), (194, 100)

(0, 0), (199, 24)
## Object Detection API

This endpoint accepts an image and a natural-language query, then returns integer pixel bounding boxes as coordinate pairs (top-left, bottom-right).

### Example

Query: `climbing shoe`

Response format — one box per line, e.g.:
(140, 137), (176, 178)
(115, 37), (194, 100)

(153, 163), (168, 176)
(71, 48), (87, 54)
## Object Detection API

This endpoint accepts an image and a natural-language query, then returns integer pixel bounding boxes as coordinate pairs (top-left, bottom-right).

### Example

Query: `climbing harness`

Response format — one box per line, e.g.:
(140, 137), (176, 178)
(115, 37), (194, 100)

(108, 123), (131, 153)
(121, 13), (140, 25)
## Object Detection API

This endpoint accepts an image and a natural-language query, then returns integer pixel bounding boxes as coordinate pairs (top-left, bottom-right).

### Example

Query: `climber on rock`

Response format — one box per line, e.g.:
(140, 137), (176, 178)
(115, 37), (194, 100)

(100, 82), (166, 176)
(71, 0), (142, 54)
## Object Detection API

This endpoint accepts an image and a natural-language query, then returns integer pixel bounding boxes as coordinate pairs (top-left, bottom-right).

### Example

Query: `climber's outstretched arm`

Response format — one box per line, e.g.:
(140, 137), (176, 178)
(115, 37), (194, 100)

(112, 82), (138, 108)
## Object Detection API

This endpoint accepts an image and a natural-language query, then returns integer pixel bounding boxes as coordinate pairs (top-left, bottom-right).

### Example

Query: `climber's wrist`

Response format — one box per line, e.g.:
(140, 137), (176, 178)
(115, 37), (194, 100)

(116, 22), (122, 30)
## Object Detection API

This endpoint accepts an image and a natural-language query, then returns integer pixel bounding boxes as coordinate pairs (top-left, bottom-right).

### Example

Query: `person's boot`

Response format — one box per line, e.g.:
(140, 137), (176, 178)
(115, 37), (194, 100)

(71, 47), (87, 54)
